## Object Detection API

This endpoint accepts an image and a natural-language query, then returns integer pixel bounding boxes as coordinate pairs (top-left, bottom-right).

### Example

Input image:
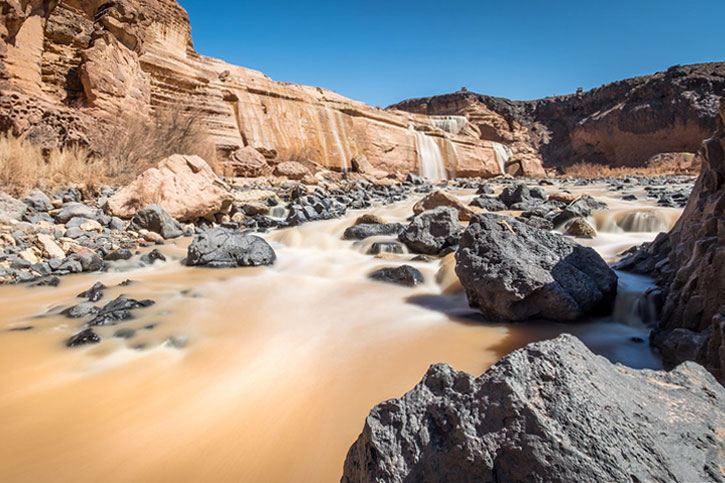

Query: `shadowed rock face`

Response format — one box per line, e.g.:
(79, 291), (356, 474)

(0, 0), (511, 177)
(392, 63), (725, 170)
(342, 334), (725, 483)
(651, 97), (725, 381)
(455, 214), (617, 321)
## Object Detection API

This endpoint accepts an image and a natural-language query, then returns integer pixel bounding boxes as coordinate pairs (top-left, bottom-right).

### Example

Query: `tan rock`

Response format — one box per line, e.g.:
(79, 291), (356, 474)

(18, 248), (40, 264)
(355, 214), (386, 226)
(413, 190), (480, 221)
(80, 220), (103, 232)
(273, 161), (310, 180)
(549, 192), (578, 204)
(227, 147), (271, 177)
(233, 189), (277, 204)
(105, 155), (233, 221)
(565, 218), (597, 238)
(36, 233), (65, 259)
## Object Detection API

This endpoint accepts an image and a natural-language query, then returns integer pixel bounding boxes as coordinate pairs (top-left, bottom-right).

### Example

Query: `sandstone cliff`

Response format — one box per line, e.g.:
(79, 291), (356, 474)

(392, 63), (725, 171)
(0, 0), (519, 178)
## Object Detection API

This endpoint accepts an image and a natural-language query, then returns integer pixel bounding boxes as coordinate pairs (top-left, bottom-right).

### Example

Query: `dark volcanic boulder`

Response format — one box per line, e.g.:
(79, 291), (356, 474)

(498, 183), (547, 208)
(342, 334), (725, 483)
(455, 214), (617, 321)
(128, 204), (184, 239)
(470, 195), (507, 212)
(343, 223), (405, 241)
(87, 296), (155, 327)
(399, 207), (463, 255)
(186, 227), (276, 268)
(369, 265), (424, 287)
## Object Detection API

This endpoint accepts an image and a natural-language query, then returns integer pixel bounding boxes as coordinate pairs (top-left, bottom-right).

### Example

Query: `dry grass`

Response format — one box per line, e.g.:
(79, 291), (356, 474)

(560, 156), (700, 178)
(99, 107), (220, 177)
(0, 107), (221, 196)
(0, 135), (106, 196)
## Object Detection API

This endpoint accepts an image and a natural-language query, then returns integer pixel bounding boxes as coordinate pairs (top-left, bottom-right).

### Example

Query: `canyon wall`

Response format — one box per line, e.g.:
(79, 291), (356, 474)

(392, 63), (725, 171)
(0, 0), (518, 178)
(652, 97), (725, 382)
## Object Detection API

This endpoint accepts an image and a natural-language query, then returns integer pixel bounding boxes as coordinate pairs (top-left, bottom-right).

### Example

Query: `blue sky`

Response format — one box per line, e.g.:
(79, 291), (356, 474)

(180, 0), (724, 107)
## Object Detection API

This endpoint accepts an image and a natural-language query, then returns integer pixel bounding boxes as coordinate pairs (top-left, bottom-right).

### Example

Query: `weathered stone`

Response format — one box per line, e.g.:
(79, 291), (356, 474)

(565, 217), (597, 238)
(273, 161), (310, 180)
(369, 265), (424, 287)
(105, 155), (233, 221)
(342, 334), (725, 483)
(227, 147), (270, 177)
(128, 204), (184, 239)
(0, 193), (27, 221)
(412, 190), (478, 221)
(343, 223), (404, 241)
(399, 207), (463, 255)
(186, 227), (276, 268)
(22, 190), (52, 212)
(456, 213), (617, 321)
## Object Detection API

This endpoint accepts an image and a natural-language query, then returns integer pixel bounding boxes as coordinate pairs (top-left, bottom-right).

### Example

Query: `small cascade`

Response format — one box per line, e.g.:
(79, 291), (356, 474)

(430, 116), (468, 135)
(411, 126), (447, 180)
(595, 209), (680, 233)
(492, 142), (511, 175)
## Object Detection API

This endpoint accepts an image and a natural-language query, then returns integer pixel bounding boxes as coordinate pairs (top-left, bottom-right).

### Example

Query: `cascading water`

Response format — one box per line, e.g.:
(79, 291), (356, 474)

(492, 142), (511, 175)
(594, 208), (680, 233)
(411, 126), (447, 180)
(430, 116), (468, 135)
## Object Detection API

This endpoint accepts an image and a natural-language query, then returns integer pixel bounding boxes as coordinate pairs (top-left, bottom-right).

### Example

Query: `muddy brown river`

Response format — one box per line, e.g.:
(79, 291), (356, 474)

(0, 184), (683, 482)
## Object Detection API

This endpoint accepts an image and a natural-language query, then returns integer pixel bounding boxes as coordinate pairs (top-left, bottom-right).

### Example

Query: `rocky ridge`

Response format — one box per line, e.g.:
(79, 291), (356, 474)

(391, 63), (725, 171)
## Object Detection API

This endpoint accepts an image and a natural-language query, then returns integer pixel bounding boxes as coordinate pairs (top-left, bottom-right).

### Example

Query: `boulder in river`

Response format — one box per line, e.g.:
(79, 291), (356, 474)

(128, 204), (184, 239)
(399, 207), (463, 255)
(413, 190), (478, 221)
(186, 227), (276, 268)
(455, 213), (617, 321)
(369, 265), (424, 287)
(343, 223), (404, 241)
(342, 334), (725, 483)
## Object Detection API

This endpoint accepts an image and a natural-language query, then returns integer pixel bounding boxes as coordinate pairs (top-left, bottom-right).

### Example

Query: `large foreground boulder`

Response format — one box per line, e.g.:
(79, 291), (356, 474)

(105, 155), (233, 221)
(342, 334), (725, 483)
(186, 227), (276, 268)
(456, 214), (617, 321)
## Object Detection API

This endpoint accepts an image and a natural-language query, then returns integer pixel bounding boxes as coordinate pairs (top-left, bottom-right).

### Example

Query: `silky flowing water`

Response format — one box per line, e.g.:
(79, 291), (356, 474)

(0, 183), (684, 482)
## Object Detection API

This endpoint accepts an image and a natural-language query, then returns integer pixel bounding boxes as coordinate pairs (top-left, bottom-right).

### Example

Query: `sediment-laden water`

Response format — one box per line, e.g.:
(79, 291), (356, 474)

(0, 183), (683, 482)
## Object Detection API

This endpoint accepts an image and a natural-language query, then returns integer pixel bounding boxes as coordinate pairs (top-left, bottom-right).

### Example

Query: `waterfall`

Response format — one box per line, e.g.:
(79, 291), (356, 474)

(492, 142), (511, 175)
(411, 127), (447, 180)
(594, 209), (680, 233)
(430, 116), (468, 135)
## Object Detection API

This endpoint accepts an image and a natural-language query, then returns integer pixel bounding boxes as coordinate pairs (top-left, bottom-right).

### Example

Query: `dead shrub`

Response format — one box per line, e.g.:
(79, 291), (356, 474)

(98, 107), (220, 178)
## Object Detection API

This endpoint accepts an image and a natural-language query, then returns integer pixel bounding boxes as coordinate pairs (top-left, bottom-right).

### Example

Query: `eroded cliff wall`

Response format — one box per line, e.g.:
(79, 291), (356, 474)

(0, 0), (519, 178)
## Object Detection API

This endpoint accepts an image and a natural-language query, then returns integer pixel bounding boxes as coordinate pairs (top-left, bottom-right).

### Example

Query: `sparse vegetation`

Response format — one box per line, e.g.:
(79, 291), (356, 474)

(0, 107), (221, 195)
(560, 156), (700, 178)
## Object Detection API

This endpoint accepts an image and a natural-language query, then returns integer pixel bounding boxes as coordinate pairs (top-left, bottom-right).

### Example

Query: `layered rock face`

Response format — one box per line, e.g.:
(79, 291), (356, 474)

(392, 63), (725, 170)
(0, 0), (513, 177)
(651, 97), (725, 381)
(342, 334), (725, 483)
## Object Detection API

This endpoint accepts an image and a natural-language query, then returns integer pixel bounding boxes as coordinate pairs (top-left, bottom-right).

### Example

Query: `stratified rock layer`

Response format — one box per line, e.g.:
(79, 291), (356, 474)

(342, 334), (725, 483)
(392, 63), (725, 170)
(0, 0), (509, 178)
